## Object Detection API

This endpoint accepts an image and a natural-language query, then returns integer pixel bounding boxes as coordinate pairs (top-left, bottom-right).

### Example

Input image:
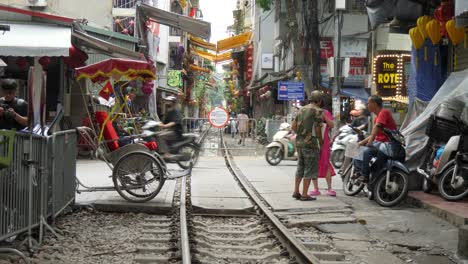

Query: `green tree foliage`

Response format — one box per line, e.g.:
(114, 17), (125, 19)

(258, 0), (272, 11)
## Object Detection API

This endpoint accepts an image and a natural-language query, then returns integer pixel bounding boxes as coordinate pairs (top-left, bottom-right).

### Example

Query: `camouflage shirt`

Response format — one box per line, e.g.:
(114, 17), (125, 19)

(294, 104), (323, 150)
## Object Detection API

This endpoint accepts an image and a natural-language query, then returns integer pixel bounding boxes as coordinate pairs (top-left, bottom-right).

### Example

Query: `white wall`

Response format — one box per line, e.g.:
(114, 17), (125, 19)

(376, 26), (411, 51)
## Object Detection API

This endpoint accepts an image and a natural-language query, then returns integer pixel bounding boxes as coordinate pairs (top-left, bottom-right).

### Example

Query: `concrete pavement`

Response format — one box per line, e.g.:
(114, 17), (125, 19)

(75, 160), (175, 213)
(190, 156), (253, 214)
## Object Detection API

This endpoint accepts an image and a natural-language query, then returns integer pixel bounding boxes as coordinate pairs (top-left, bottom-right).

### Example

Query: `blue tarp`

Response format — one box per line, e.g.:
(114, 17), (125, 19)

(341, 88), (369, 101)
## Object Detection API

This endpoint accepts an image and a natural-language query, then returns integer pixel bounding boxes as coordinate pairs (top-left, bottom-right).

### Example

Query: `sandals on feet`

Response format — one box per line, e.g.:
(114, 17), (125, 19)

(292, 192), (301, 200)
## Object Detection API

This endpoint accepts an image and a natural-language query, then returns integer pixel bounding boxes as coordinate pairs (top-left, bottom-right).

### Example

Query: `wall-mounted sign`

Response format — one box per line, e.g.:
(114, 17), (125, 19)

(278, 81), (305, 101)
(341, 38), (367, 58)
(261, 53), (273, 69)
(375, 56), (398, 97)
(167, 70), (182, 88)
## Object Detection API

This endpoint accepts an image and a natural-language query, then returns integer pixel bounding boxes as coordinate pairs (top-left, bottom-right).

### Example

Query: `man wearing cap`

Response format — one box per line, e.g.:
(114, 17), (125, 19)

(0, 79), (28, 130)
(158, 96), (183, 157)
(291, 91), (324, 201)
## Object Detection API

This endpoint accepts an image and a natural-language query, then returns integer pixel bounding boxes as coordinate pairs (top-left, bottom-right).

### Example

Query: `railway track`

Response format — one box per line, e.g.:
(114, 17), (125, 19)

(173, 130), (351, 264)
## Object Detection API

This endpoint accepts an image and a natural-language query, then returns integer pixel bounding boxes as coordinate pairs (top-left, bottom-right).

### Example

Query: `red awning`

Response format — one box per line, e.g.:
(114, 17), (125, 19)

(75, 58), (156, 83)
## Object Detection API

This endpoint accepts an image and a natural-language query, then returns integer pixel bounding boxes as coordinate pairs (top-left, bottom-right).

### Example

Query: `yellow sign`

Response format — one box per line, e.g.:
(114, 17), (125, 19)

(376, 59), (398, 89)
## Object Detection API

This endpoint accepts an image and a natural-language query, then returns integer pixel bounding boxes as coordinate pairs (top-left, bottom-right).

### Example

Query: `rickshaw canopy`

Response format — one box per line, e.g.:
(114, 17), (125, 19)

(75, 58), (156, 83)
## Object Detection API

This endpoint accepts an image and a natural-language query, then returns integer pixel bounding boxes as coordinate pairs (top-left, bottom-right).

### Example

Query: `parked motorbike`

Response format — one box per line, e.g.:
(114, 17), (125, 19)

(265, 123), (297, 165)
(331, 125), (365, 169)
(417, 114), (468, 201)
(341, 128), (410, 207)
(142, 120), (200, 169)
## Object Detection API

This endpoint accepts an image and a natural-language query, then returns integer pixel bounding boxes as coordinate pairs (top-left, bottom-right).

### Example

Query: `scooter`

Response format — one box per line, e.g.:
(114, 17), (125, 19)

(265, 123), (297, 165)
(341, 128), (410, 207)
(142, 120), (200, 169)
(331, 125), (365, 169)
(417, 115), (468, 201)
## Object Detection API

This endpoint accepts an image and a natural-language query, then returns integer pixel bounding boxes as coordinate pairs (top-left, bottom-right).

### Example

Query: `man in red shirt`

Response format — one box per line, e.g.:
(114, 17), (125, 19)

(355, 95), (397, 182)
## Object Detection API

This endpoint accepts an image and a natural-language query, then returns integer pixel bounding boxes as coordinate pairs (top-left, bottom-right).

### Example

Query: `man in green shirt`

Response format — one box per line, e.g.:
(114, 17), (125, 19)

(291, 91), (324, 201)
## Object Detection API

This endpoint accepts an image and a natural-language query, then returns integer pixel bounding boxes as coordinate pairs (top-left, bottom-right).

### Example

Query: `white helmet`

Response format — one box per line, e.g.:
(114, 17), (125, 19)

(164, 95), (178, 102)
(279, 123), (291, 130)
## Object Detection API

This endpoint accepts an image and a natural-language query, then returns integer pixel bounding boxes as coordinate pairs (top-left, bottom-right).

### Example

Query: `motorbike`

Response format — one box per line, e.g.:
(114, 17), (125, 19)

(265, 123), (297, 165)
(341, 128), (410, 207)
(331, 125), (366, 169)
(417, 114), (468, 201)
(142, 120), (200, 169)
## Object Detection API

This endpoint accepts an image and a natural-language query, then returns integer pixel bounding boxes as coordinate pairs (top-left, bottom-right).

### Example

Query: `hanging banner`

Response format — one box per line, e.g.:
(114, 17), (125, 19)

(217, 31), (252, 52)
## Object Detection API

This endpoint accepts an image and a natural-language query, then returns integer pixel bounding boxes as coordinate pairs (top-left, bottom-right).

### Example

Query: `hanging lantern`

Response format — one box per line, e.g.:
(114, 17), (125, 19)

(15, 57), (29, 71)
(426, 19), (442, 45)
(446, 19), (465, 46)
(409, 27), (424, 49)
(39, 56), (51, 70)
(417, 16), (431, 39)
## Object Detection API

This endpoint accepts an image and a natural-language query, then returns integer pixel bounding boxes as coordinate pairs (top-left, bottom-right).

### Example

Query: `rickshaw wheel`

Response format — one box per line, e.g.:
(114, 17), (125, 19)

(112, 151), (166, 203)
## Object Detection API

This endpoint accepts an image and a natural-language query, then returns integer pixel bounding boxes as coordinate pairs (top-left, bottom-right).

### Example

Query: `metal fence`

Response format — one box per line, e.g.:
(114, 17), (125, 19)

(0, 130), (77, 261)
(265, 119), (283, 142)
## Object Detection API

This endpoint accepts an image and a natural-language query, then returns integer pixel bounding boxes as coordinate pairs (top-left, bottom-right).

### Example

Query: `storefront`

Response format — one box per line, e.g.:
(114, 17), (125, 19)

(372, 53), (411, 126)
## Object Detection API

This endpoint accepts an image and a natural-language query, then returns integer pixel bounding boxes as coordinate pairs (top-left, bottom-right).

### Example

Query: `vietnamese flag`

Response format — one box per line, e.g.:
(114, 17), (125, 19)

(99, 81), (114, 100)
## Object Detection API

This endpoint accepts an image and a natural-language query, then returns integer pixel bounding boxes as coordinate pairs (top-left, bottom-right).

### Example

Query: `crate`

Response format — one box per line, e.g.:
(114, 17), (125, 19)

(425, 115), (459, 143)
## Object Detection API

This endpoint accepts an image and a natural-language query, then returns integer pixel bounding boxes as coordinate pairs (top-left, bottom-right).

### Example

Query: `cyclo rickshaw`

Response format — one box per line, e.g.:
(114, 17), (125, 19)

(74, 58), (191, 203)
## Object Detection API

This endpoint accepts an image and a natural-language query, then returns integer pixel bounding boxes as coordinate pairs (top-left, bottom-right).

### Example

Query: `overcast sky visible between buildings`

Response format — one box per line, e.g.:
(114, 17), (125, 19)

(200, 0), (237, 43)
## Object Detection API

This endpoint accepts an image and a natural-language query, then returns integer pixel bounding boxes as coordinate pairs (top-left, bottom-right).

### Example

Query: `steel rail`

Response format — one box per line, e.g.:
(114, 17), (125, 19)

(180, 175), (191, 264)
(220, 131), (321, 264)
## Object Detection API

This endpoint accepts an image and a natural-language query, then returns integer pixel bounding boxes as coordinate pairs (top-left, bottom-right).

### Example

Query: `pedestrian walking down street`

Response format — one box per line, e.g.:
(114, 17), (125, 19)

(309, 106), (336, 197)
(237, 110), (249, 146)
(229, 118), (237, 138)
(291, 91), (324, 201)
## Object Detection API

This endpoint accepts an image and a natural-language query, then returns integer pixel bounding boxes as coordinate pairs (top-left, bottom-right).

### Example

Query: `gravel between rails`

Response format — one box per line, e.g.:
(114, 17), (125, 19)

(0, 209), (178, 264)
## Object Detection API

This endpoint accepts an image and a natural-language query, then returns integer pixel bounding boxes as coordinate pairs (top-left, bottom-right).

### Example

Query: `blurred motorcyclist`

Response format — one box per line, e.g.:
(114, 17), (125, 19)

(158, 96), (183, 158)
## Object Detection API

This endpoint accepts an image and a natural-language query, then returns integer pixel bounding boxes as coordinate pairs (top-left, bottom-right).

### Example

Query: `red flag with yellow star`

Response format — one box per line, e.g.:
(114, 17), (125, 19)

(99, 81), (114, 100)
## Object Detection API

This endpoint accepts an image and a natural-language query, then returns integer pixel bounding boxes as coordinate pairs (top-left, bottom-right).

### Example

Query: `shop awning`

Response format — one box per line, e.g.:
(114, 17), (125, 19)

(217, 31), (252, 52)
(72, 30), (143, 60)
(137, 3), (211, 39)
(0, 23), (71, 57)
(341, 88), (369, 101)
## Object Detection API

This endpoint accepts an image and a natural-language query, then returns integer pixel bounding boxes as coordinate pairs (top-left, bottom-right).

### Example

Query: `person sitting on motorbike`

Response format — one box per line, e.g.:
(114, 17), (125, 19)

(354, 95), (397, 182)
(350, 107), (369, 141)
(158, 96), (183, 158)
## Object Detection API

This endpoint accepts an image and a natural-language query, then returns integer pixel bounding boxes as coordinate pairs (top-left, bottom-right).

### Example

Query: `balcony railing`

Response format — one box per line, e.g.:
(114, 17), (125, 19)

(113, 0), (139, 8)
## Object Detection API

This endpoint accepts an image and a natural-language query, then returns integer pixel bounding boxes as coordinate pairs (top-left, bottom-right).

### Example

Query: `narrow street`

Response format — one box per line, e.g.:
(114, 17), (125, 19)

(2, 140), (459, 264)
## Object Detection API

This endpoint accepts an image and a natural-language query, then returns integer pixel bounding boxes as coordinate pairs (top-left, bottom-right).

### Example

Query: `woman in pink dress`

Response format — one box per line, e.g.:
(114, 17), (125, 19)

(309, 108), (336, 197)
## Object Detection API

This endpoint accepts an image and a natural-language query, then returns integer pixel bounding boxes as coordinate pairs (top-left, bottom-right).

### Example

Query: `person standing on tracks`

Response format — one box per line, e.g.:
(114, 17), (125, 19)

(237, 110), (249, 146)
(291, 91), (324, 201)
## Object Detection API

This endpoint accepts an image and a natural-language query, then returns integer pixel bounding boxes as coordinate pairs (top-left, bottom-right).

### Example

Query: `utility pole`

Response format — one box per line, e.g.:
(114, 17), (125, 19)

(332, 1), (345, 134)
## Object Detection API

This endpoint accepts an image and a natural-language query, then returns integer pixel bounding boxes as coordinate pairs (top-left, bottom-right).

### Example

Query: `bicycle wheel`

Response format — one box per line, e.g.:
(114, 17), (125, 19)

(112, 151), (165, 203)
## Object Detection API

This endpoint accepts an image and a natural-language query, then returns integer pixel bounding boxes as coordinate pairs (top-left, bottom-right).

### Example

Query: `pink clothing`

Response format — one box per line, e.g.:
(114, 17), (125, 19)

(318, 110), (336, 178)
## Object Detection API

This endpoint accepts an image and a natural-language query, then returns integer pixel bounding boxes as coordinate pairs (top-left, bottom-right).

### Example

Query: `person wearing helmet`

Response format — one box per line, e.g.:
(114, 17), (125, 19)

(158, 95), (183, 157)
(291, 90), (324, 201)
(351, 107), (369, 132)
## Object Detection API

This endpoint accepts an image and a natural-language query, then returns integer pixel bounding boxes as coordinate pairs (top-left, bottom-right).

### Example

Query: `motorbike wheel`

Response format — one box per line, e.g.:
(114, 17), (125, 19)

(331, 149), (345, 169)
(342, 165), (365, 196)
(422, 177), (434, 193)
(438, 164), (468, 201)
(374, 169), (409, 207)
(265, 147), (283, 166)
(177, 144), (200, 170)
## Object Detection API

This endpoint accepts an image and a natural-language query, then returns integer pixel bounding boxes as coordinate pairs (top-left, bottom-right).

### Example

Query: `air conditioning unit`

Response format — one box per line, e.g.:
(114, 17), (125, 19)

(27, 0), (47, 7)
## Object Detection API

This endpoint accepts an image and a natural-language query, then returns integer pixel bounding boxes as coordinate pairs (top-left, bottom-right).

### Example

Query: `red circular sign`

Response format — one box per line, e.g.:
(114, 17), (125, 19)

(208, 107), (230, 128)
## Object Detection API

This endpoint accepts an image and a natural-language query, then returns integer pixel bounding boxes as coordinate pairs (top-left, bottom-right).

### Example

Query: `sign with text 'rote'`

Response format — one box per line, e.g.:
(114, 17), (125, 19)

(208, 107), (229, 128)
